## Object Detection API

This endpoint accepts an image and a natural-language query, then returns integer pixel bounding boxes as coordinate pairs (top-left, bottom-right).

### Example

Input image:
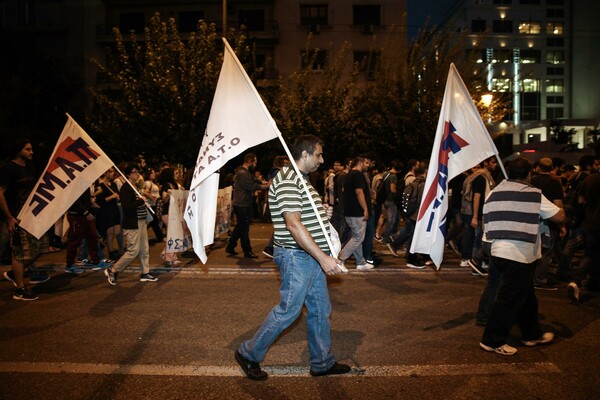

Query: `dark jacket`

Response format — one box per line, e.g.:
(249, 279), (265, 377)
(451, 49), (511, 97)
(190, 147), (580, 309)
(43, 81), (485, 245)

(120, 183), (145, 229)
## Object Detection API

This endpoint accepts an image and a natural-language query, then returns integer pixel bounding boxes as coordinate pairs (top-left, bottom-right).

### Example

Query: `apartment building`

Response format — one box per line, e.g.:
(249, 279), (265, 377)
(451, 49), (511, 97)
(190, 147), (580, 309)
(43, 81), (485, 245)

(443, 0), (600, 148)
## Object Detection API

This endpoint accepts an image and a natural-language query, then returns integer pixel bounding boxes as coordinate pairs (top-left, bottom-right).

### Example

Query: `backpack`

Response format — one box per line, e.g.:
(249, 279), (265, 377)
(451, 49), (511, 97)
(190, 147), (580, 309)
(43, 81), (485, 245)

(375, 172), (391, 206)
(401, 176), (425, 219)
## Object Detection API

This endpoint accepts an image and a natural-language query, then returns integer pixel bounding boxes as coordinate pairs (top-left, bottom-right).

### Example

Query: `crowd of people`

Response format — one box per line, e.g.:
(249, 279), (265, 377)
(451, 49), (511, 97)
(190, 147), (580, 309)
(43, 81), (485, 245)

(0, 138), (191, 300)
(1, 135), (599, 376)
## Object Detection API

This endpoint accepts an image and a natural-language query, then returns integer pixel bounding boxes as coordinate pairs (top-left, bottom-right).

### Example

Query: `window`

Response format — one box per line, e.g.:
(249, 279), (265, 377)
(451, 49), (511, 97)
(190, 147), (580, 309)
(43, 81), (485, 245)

(178, 11), (204, 32)
(547, 96), (563, 104)
(521, 92), (540, 121)
(353, 5), (380, 26)
(301, 49), (328, 70)
(547, 107), (564, 119)
(492, 78), (511, 92)
(238, 9), (265, 31)
(493, 20), (513, 33)
(492, 49), (512, 63)
(546, 22), (563, 35)
(546, 67), (564, 75)
(519, 21), (541, 34)
(522, 78), (540, 92)
(354, 51), (380, 80)
(300, 5), (328, 26)
(546, 79), (564, 93)
(519, 0), (540, 3)
(119, 12), (145, 33)
(546, 51), (564, 64)
(467, 49), (487, 63)
(472, 19), (486, 33)
(521, 49), (541, 63)
(547, 9), (564, 18)
(493, 0), (512, 4)
(547, 37), (564, 47)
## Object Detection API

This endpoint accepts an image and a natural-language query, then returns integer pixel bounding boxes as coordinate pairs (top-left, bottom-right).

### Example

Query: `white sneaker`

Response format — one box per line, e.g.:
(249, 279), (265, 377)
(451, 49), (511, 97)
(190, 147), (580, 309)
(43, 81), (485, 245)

(521, 332), (555, 347)
(356, 263), (374, 271)
(479, 342), (517, 356)
(460, 259), (470, 267)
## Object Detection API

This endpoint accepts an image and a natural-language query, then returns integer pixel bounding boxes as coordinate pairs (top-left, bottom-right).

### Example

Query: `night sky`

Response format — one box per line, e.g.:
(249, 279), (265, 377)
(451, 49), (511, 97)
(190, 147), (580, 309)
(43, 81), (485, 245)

(408, 0), (455, 37)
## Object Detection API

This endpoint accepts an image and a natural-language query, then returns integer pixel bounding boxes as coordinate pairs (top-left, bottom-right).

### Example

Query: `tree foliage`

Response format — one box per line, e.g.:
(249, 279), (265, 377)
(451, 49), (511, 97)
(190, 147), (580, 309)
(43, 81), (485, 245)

(90, 13), (251, 166)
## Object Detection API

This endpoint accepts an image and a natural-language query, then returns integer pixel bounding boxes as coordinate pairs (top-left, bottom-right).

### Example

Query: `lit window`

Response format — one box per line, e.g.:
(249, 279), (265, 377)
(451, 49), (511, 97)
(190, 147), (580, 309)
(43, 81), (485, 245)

(546, 22), (564, 35)
(492, 78), (512, 92)
(519, 21), (541, 34)
(546, 51), (564, 64)
(522, 78), (540, 92)
(546, 79), (564, 93)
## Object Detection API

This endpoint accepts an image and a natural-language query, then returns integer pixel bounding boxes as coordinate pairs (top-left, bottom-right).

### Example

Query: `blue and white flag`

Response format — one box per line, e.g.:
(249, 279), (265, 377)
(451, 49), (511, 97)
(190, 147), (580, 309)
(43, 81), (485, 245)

(410, 64), (501, 268)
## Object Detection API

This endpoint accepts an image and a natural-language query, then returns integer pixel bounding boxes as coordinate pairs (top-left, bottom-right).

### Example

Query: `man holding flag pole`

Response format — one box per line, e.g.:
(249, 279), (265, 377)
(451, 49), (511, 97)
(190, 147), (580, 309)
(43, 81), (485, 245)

(410, 63), (507, 269)
(184, 38), (349, 379)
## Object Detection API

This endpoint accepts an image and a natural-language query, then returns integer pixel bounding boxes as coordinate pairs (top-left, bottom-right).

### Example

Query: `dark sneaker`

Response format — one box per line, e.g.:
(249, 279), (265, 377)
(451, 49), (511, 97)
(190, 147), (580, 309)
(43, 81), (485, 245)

(76, 258), (93, 266)
(13, 287), (38, 301)
(65, 265), (85, 274)
(104, 268), (117, 286)
(479, 342), (517, 356)
(374, 234), (383, 243)
(140, 273), (158, 282)
(406, 260), (426, 269)
(225, 247), (238, 256)
(91, 259), (113, 271)
(310, 362), (352, 377)
(235, 350), (268, 381)
(244, 252), (259, 259)
(522, 332), (555, 347)
(386, 243), (400, 257)
(262, 247), (274, 259)
(29, 271), (51, 284)
(468, 259), (488, 276)
(4, 270), (17, 287)
(567, 282), (580, 304)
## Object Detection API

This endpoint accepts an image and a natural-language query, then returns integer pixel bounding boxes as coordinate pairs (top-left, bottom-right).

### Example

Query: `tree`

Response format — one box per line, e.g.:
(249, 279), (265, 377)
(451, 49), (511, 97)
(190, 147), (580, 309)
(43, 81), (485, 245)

(90, 13), (251, 166)
(549, 119), (575, 144)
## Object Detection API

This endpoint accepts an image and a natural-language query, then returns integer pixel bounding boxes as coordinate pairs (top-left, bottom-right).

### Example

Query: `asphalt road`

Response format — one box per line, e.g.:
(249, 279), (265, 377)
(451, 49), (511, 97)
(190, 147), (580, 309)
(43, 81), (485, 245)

(1, 222), (598, 400)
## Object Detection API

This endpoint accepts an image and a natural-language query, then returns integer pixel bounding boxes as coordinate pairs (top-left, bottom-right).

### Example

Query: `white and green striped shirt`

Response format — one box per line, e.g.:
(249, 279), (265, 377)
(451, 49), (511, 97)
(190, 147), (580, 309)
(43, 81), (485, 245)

(268, 166), (330, 251)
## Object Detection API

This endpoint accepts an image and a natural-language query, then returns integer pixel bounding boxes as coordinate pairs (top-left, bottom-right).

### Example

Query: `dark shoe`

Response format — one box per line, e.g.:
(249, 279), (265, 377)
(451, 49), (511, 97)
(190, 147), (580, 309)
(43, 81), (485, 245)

(225, 247), (238, 256)
(244, 252), (259, 259)
(534, 283), (558, 291)
(29, 271), (51, 284)
(310, 362), (351, 377)
(13, 287), (38, 301)
(235, 350), (268, 381)
(468, 259), (488, 276)
(4, 270), (17, 287)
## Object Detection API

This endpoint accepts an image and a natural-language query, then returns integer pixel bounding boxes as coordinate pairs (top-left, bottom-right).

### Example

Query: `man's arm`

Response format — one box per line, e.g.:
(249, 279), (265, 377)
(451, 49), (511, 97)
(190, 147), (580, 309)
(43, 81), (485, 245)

(283, 211), (341, 275)
(355, 188), (369, 220)
(0, 186), (18, 233)
(471, 192), (481, 228)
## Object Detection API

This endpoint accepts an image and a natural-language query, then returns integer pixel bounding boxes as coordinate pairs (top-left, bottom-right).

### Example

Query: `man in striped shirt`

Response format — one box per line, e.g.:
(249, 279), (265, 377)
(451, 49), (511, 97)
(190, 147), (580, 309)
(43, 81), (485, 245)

(235, 135), (351, 380)
(479, 157), (564, 356)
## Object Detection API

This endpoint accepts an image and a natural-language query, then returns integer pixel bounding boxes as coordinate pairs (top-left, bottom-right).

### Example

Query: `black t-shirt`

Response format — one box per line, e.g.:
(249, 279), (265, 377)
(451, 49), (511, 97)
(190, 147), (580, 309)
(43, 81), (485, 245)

(449, 173), (466, 210)
(0, 160), (38, 217)
(581, 172), (600, 232)
(532, 173), (564, 230)
(343, 169), (371, 217)
(471, 175), (487, 219)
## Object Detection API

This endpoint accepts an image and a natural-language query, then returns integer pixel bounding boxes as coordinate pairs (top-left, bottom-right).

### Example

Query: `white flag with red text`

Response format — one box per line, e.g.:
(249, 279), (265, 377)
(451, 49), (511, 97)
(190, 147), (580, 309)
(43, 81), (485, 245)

(184, 38), (279, 263)
(17, 115), (115, 239)
(410, 63), (501, 268)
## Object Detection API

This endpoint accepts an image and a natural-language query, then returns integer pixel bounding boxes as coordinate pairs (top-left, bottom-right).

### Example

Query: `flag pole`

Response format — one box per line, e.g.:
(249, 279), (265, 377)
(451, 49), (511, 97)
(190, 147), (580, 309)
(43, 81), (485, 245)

(221, 38), (338, 259)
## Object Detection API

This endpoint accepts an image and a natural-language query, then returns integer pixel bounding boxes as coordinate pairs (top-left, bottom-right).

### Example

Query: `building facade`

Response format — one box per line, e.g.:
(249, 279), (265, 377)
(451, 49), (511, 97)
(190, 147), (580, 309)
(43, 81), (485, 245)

(443, 0), (600, 150)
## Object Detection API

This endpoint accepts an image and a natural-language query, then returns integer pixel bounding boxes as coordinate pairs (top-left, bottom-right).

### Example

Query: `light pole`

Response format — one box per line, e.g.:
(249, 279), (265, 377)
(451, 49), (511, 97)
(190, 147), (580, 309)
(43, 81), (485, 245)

(223, 0), (227, 34)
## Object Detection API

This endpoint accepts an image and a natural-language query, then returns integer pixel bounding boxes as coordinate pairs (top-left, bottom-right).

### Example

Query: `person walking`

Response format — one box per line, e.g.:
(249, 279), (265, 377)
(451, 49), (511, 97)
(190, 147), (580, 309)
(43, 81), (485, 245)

(235, 135), (351, 380)
(479, 157), (564, 356)
(226, 153), (268, 258)
(104, 164), (157, 285)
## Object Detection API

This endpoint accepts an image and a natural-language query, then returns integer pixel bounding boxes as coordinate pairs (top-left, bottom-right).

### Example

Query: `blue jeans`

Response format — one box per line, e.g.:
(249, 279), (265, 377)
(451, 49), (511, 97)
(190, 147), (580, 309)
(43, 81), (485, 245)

(382, 200), (398, 243)
(239, 247), (335, 372)
(339, 216), (367, 265)
(362, 211), (375, 261)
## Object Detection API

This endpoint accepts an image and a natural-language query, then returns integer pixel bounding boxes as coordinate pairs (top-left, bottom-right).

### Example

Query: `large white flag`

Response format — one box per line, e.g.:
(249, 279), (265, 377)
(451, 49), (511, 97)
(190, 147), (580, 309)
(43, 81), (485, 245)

(410, 64), (501, 268)
(184, 38), (279, 263)
(17, 115), (115, 239)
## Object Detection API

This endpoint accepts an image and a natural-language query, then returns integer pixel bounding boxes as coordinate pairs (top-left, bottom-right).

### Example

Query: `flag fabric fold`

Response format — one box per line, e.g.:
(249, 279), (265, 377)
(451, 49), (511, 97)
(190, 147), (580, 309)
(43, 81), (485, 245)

(410, 63), (501, 268)
(184, 38), (279, 263)
(17, 115), (115, 239)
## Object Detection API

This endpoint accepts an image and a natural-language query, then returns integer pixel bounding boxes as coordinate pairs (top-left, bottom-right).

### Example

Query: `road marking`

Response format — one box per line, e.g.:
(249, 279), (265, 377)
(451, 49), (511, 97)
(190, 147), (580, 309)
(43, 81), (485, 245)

(0, 361), (560, 377)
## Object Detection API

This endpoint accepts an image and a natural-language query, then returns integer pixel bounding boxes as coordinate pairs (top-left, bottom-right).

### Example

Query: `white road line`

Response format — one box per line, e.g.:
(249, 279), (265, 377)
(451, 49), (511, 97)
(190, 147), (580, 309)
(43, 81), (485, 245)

(0, 361), (560, 377)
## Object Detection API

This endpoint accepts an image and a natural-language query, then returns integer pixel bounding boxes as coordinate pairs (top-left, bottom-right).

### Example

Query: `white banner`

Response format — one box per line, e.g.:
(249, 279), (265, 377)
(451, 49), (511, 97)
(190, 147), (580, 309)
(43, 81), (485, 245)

(184, 38), (279, 263)
(17, 115), (115, 239)
(165, 189), (192, 254)
(215, 185), (233, 237)
(410, 64), (501, 268)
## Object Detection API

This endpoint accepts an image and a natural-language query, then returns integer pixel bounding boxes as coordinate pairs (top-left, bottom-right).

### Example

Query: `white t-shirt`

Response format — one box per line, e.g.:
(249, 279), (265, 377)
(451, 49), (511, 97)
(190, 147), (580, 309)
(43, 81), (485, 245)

(490, 194), (560, 264)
